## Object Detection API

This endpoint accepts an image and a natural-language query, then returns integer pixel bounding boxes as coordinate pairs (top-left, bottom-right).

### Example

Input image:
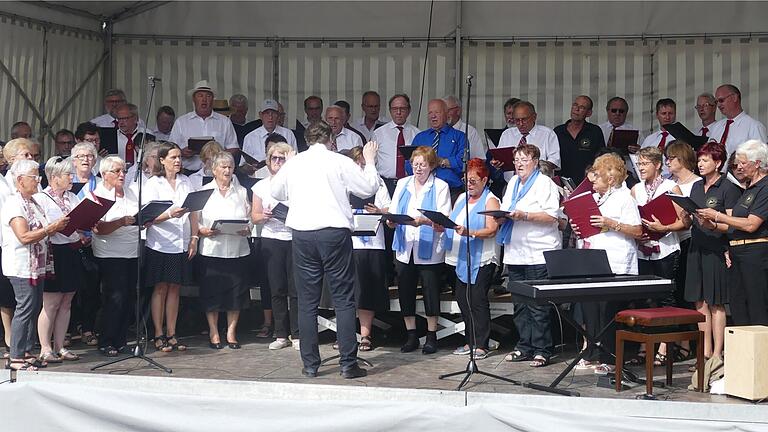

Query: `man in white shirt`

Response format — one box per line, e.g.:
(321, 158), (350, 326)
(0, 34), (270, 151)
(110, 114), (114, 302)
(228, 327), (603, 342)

(353, 91), (387, 141)
(496, 101), (560, 180)
(270, 120), (379, 379)
(153, 106), (175, 141)
(599, 96), (643, 153)
(115, 103), (155, 168)
(242, 99), (298, 164)
(370, 94), (420, 195)
(695, 93), (717, 139)
(708, 84), (768, 155)
(444, 95), (485, 159)
(640, 98), (677, 176)
(168, 80), (239, 172)
(325, 105), (363, 151)
(90, 89), (146, 130)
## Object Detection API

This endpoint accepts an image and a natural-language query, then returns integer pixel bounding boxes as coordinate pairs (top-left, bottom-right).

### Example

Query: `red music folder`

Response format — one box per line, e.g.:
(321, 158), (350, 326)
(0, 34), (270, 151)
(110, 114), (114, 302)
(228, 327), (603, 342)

(488, 147), (516, 172)
(569, 177), (594, 197)
(562, 191), (602, 239)
(61, 195), (116, 236)
(638, 193), (677, 241)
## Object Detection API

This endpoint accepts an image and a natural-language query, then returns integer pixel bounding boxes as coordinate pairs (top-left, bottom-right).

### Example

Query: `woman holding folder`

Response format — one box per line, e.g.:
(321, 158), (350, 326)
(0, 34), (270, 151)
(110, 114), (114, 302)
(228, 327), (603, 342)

(143, 142), (199, 352)
(444, 158), (500, 360)
(571, 153), (643, 373)
(252, 142), (299, 350)
(386, 146), (451, 354)
(92, 156), (139, 356)
(630, 146), (691, 365)
(197, 152), (251, 350)
(33, 157), (85, 363)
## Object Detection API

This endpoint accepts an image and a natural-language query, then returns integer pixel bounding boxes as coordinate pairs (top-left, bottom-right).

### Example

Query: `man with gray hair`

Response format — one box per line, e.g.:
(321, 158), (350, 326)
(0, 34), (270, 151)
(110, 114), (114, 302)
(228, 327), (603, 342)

(695, 93), (717, 138)
(10, 121), (32, 140)
(325, 105), (363, 151)
(90, 88), (145, 129)
(242, 99), (298, 169)
(115, 103), (155, 167)
(353, 91), (387, 141)
(709, 84), (767, 155)
(229, 94), (262, 147)
(271, 120), (379, 379)
(443, 95), (485, 159)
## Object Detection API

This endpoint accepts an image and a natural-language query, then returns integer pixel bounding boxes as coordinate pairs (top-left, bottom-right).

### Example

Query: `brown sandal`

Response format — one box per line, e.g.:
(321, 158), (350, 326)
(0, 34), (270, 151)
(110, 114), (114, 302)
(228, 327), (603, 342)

(359, 336), (373, 352)
(163, 335), (187, 352)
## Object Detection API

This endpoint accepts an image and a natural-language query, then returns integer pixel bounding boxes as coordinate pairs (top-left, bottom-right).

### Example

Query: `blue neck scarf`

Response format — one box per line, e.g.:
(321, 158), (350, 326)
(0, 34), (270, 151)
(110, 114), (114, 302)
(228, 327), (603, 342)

(393, 176), (437, 260)
(446, 187), (490, 284)
(496, 169), (540, 245)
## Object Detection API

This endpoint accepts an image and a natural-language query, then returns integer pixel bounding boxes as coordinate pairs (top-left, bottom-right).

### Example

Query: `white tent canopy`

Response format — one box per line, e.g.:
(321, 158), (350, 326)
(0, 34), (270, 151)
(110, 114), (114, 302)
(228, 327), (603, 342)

(1, 1), (767, 154)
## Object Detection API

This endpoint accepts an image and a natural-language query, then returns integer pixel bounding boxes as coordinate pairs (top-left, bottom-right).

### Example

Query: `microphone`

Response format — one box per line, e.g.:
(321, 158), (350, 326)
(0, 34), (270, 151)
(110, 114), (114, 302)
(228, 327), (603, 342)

(465, 74), (474, 84)
(148, 76), (162, 82)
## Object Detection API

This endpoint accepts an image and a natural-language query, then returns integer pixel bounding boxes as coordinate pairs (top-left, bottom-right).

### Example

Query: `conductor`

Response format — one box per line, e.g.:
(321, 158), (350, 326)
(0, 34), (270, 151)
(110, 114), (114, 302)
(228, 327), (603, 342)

(271, 120), (380, 378)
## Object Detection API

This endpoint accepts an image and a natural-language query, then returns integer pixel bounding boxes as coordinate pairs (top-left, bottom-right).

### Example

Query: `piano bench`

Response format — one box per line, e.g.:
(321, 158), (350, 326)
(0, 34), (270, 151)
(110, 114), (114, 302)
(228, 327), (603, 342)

(614, 307), (705, 396)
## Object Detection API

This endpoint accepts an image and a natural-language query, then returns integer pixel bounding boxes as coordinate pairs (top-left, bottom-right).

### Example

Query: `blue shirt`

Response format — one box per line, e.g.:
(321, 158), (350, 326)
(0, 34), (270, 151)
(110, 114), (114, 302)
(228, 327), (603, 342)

(407, 124), (466, 188)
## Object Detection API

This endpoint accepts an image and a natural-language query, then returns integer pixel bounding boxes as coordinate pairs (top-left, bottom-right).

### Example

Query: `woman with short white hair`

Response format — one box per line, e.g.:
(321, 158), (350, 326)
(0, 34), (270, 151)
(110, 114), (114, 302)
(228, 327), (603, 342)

(34, 157), (85, 363)
(92, 156), (140, 356)
(698, 139), (768, 326)
(3, 138), (35, 193)
(1, 160), (69, 370)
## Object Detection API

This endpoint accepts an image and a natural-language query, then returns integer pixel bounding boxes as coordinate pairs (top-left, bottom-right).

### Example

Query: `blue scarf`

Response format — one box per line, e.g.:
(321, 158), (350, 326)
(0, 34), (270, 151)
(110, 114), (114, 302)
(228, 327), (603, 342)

(496, 169), (540, 245)
(393, 176), (438, 260)
(446, 187), (490, 284)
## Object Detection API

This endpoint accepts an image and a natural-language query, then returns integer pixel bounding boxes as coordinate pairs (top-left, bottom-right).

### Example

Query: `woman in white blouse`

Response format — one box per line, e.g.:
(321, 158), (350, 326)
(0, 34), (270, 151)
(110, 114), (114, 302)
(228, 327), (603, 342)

(34, 157), (85, 363)
(343, 146), (391, 352)
(1, 159), (69, 371)
(445, 159), (500, 360)
(631, 146), (690, 366)
(497, 145), (561, 367)
(252, 142), (298, 350)
(197, 152), (251, 349)
(92, 156), (140, 357)
(386, 146), (451, 354)
(572, 153), (643, 374)
(143, 142), (199, 352)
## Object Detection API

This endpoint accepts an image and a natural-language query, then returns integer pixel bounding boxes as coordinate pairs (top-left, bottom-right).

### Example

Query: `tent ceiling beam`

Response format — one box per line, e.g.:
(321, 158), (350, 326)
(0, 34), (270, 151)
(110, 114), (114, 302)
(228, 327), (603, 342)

(110, 1), (170, 23)
(48, 50), (110, 130)
(20, 0), (103, 21)
(0, 10), (101, 37)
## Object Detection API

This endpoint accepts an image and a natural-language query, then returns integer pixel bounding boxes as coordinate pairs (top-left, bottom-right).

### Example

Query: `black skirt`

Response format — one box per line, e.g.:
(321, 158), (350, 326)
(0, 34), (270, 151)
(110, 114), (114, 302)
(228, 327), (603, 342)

(45, 243), (85, 293)
(144, 247), (193, 287)
(684, 242), (729, 305)
(353, 249), (390, 313)
(198, 255), (249, 312)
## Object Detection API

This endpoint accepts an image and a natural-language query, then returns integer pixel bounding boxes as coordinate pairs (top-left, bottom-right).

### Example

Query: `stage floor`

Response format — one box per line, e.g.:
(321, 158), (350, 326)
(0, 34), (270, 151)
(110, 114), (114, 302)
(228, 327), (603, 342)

(35, 330), (747, 405)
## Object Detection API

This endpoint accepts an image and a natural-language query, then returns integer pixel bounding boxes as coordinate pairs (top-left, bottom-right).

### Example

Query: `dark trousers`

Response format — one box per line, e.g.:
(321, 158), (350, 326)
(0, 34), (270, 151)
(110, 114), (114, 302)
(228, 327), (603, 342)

(581, 300), (619, 364)
(250, 239), (271, 310)
(454, 263), (495, 350)
(292, 228), (358, 371)
(98, 258), (138, 348)
(508, 264), (553, 358)
(396, 258), (442, 316)
(638, 251), (679, 308)
(263, 238), (298, 339)
(730, 243), (768, 326)
(71, 246), (100, 333)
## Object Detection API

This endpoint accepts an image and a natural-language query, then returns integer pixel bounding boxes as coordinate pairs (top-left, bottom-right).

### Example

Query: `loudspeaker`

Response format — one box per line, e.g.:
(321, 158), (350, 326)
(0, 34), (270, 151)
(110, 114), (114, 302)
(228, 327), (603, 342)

(725, 326), (768, 400)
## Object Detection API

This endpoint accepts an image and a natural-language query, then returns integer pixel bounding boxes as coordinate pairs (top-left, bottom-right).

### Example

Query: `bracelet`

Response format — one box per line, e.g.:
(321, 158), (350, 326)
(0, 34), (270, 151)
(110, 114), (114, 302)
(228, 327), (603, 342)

(524, 212), (529, 221)
(614, 221), (621, 232)
(191, 235), (199, 241)
(166, 209), (173, 219)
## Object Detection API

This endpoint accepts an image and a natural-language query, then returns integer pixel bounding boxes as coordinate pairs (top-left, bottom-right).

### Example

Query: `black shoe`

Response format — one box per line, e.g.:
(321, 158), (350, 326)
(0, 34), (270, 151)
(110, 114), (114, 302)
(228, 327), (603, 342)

(340, 364), (368, 379)
(209, 342), (223, 350)
(400, 330), (419, 353)
(422, 331), (437, 355)
(227, 341), (241, 350)
(301, 367), (318, 378)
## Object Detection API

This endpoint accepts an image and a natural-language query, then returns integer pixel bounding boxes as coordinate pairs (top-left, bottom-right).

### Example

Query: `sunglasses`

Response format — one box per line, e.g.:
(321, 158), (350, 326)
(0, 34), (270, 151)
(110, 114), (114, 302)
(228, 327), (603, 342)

(609, 108), (626, 114)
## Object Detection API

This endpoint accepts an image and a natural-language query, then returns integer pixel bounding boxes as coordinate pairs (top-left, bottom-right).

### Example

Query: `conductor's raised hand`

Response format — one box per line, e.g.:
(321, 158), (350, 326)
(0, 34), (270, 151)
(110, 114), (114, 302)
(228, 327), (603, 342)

(363, 141), (379, 164)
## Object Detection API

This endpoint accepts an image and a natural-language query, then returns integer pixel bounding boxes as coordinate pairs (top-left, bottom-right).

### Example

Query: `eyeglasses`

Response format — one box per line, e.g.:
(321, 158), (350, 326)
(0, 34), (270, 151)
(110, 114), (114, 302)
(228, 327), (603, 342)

(512, 116), (532, 124)
(665, 155), (677, 162)
(609, 108), (627, 114)
(74, 154), (95, 160)
(636, 161), (654, 167)
(20, 174), (41, 182)
(107, 168), (127, 175)
(735, 159), (755, 167)
(571, 103), (589, 110)
(411, 162), (429, 169)
(694, 103), (714, 110)
(513, 158), (533, 164)
(463, 178), (482, 185)
(116, 116), (135, 121)
(716, 93), (736, 104)
(270, 156), (286, 163)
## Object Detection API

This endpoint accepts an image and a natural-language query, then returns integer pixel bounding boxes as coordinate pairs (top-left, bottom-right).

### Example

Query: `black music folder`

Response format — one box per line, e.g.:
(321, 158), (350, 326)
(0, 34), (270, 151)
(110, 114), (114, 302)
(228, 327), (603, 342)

(240, 151), (267, 169)
(478, 210), (510, 218)
(349, 194), (375, 209)
(187, 137), (213, 154)
(70, 182), (87, 195)
(381, 213), (415, 224)
(272, 202), (289, 223)
(663, 122), (708, 150)
(398, 145), (420, 161)
(211, 219), (250, 235)
(667, 193), (701, 214)
(418, 209), (457, 229)
(181, 188), (215, 211)
(484, 128), (506, 148)
(132, 200), (173, 225)
(98, 127), (118, 155)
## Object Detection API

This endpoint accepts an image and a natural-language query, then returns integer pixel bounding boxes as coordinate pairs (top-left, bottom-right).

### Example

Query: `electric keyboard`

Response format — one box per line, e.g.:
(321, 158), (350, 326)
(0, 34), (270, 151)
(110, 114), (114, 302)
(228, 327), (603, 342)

(507, 275), (672, 304)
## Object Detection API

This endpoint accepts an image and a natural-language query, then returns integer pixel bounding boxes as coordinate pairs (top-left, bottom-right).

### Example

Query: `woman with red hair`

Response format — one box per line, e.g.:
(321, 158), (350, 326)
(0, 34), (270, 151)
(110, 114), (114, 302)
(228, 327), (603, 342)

(444, 158), (501, 359)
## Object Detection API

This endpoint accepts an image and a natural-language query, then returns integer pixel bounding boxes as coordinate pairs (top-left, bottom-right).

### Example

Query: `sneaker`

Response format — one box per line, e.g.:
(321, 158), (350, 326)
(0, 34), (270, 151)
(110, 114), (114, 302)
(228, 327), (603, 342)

(291, 338), (300, 351)
(268, 338), (292, 350)
(593, 363), (614, 375)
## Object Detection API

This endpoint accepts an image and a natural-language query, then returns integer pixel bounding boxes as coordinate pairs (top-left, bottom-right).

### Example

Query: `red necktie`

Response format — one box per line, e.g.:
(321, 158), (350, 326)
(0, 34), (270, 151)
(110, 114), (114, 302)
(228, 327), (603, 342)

(395, 126), (405, 178)
(720, 119), (734, 147)
(658, 131), (669, 152)
(123, 132), (135, 164)
(518, 133), (529, 146)
(701, 127), (709, 137)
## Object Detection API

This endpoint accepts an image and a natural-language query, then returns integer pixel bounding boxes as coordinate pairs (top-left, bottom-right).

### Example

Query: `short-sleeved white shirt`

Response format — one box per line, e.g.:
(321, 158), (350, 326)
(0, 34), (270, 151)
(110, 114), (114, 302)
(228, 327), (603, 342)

(168, 111), (239, 171)
(143, 175), (194, 253)
(198, 181), (251, 258)
(252, 176), (292, 241)
(632, 179), (680, 260)
(33, 190), (81, 245)
(1, 193), (49, 279)
(91, 183), (140, 258)
(351, 181), (391, 251)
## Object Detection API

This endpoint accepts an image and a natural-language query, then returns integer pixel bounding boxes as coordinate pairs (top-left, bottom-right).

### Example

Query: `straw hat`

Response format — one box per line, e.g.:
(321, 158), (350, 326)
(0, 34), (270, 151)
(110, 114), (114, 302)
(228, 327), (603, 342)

(212, 99), (231, 116)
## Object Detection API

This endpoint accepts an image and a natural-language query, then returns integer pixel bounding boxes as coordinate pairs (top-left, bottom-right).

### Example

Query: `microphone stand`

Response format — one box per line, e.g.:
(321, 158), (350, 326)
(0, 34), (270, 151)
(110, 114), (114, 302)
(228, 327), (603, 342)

(93, 76), (171, 373)
(438, 74), (521, 390)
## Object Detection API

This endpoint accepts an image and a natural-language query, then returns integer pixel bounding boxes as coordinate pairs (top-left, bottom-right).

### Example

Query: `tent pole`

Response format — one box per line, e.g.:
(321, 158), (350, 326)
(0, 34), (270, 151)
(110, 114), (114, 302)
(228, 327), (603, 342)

(0, 58), (49, 135)
(102, 18), (113, 97)
(454, 0), (462, 100)
(272, 38), (280, 101)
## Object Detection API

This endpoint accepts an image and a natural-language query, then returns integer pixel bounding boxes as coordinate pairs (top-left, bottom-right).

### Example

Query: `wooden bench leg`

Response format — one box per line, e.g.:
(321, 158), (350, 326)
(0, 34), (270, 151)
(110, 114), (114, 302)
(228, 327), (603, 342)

(645, 339), (654, 396)
(696, 330), (705, 392)
(615, 331), (625, 392)
(666, 343), (674, 386)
